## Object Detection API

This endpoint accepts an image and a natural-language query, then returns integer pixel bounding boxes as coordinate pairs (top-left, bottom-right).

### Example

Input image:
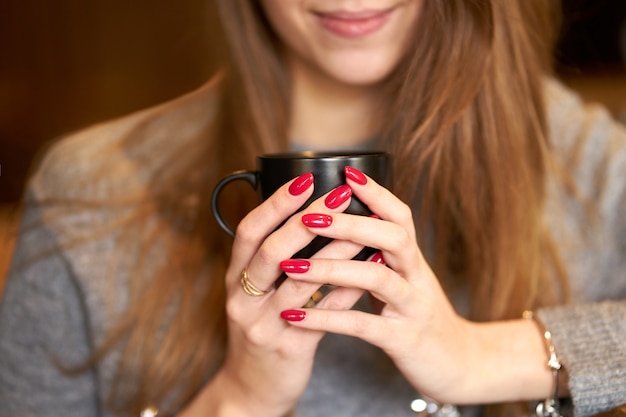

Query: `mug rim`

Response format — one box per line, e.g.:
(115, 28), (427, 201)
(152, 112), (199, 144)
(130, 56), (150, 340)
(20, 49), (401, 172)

(258, 151), (387, 160)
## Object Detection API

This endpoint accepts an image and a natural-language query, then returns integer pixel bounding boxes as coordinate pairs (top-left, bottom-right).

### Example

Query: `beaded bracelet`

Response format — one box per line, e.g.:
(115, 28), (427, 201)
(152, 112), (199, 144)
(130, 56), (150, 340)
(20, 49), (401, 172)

(522, 310), (562, 417)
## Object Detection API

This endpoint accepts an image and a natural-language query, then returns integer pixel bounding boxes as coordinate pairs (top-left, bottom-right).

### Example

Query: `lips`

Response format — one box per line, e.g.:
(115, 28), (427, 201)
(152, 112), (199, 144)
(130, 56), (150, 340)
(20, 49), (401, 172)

(314, 8), (394, 39)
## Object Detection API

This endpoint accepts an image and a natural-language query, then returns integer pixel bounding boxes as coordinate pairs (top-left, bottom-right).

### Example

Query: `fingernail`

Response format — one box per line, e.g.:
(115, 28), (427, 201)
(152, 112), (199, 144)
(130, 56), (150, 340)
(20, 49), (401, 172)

(281, 309), (306, 322)
(325, 184), (352, 209)
(280, 259), (311, 273)
(369, 214), (380, 219)
(289, 172), (314, 196)
(370, 251), (385, 265)
(345, 166), (367, 185)
(302, 213), (333, 228)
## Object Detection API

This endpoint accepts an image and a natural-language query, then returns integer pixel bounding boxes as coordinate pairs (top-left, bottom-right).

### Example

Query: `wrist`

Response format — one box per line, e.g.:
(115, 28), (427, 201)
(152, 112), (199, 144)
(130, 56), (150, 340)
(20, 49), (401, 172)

(180, 368), (294, 417)
(178, 370), (256, 417)
(456, 318), (555, 404)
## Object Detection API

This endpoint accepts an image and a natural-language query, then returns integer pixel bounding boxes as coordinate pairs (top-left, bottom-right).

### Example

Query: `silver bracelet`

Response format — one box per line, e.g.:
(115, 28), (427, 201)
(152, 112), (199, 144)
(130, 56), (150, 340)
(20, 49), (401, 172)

(522, 310), (562, 417)
(410, 395), (460, 417)
(140, 406), (159, 417)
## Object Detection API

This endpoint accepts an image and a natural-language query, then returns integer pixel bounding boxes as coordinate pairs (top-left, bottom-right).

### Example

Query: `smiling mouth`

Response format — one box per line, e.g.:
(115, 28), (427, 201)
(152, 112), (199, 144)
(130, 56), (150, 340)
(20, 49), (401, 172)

(313, 8), (395, 39)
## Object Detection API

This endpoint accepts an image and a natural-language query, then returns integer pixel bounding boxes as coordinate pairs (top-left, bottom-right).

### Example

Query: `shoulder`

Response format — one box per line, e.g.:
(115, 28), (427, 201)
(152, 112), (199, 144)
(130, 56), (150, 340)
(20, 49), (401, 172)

(544, 77), (626, 161)
(29, 76), (222, 203)
(543, 78), (626, 301)
(544, 77), (626, 195)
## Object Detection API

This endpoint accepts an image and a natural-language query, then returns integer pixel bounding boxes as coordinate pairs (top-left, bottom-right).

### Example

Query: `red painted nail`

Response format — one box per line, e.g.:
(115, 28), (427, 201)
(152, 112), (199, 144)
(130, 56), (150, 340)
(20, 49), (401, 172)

(369, 214), (380, 219)
(345, 166), (367, 185)
(370, 252), (385, 265)
(280, 259), (311, 273)
(325, 184), (352, 209)
(281, 309), (306, 322)
(302, 213), (333, 228)
(289, 172), (314, 196)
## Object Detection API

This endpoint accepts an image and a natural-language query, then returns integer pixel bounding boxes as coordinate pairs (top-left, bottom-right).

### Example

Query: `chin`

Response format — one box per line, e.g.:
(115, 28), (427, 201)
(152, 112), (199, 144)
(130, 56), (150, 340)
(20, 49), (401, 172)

(321, 54), (400, 86)
(330, 69), (392, 86)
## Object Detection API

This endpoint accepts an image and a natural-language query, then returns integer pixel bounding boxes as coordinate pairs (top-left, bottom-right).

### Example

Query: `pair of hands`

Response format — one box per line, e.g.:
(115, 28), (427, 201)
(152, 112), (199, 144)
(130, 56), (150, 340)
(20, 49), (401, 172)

(203, 167), (474, 417)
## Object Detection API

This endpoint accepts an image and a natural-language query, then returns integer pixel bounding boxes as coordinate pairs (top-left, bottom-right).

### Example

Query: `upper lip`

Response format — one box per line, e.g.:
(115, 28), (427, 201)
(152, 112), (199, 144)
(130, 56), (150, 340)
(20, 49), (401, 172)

(312, 8), (395, 20)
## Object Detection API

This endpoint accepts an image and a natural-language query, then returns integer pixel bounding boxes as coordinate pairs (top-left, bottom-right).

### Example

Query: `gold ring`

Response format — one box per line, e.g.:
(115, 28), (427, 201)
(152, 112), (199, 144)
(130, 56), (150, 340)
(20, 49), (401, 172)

(241, 268), (271, 296)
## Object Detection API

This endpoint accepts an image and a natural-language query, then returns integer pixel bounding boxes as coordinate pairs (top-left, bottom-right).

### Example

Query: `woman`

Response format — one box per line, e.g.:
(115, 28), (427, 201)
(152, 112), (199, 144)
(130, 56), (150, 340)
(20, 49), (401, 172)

(1, 0), (625, 416)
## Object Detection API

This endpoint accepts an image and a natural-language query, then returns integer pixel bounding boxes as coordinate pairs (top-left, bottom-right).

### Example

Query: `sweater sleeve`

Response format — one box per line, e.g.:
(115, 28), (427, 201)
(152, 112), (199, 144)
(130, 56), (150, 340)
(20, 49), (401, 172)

(0, 196), (101, 417)
(537, 301), (626, 417)
(537, 79), (626, 417)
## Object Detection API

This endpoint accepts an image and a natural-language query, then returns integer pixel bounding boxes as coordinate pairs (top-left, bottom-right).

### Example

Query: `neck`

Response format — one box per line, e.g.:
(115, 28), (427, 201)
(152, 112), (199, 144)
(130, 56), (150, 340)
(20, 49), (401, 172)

(288, 57), (381, 150)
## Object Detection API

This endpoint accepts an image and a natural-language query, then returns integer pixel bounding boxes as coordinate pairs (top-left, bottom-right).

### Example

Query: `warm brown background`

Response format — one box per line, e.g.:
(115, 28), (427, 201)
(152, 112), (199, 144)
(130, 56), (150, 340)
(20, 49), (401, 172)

(0, 0), (224, 288)
(0, 0), (224, 204)
(1, 1), (626, 284)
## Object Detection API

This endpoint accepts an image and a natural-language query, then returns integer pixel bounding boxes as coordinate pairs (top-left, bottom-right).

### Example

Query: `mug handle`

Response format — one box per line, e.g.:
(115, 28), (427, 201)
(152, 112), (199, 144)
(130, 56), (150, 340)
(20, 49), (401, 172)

(211, 170), (258, 238)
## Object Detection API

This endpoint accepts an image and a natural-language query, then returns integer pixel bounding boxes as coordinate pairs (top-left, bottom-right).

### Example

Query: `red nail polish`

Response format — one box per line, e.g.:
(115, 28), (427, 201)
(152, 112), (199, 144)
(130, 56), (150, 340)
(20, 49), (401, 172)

(325, 184), (352, 209)
(280, 259), (311, 273)
(345, 166), (367, 185)
(302, 213), (333, 228)
(370, 252), (385, 265)
(281, 309), (306, 322)
(289, 172), (314, 196)
(369, 214), (380, 219)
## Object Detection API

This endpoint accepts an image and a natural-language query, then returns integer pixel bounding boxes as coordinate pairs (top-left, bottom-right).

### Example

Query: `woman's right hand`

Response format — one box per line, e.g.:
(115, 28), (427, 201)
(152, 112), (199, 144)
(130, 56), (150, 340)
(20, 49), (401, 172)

(183, 173), (364, 417)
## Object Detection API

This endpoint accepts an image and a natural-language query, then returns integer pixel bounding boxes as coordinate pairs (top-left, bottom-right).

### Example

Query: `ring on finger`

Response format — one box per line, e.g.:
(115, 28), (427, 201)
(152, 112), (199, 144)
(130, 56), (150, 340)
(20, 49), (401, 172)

(241, 267), (272, 296)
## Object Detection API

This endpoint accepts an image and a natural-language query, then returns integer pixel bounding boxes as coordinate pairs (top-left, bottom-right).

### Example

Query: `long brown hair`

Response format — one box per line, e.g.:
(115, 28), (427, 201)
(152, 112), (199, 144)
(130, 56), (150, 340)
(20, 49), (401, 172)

(47, 0), (569, 414)
(379, 0), (569, 320)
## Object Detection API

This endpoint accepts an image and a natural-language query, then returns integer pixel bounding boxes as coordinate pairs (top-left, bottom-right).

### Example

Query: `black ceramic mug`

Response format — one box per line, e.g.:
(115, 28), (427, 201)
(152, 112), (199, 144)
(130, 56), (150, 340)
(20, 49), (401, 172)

(211, 151), (390, 259)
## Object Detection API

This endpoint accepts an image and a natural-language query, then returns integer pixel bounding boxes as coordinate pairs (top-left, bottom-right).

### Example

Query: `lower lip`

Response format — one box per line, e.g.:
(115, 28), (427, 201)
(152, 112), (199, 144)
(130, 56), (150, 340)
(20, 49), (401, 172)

(316, 10), (393, 39)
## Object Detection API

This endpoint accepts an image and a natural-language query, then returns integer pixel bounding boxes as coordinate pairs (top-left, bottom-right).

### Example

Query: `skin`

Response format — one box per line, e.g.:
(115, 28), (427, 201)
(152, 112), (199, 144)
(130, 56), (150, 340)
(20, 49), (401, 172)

(267, 0), (425, 148)
(180, 1), (558, 415)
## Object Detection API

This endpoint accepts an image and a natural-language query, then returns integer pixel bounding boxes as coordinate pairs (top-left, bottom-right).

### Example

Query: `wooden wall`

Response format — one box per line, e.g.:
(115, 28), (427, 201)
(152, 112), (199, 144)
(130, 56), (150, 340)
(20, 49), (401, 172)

(0, 0), (223, 203)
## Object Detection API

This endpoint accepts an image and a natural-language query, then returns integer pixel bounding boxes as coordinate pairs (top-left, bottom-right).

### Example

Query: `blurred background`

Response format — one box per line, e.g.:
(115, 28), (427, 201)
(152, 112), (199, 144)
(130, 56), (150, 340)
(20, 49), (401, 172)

(0, 0), (224, 205)
(1, 0), (626, 279)
(2, 0), (626, 205)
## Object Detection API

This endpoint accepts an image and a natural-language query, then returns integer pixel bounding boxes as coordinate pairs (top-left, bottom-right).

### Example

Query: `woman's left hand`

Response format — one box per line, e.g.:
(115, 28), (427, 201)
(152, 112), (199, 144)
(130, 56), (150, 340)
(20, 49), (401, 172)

(278, 169), (476, 404)
(280, 168), (558, 406)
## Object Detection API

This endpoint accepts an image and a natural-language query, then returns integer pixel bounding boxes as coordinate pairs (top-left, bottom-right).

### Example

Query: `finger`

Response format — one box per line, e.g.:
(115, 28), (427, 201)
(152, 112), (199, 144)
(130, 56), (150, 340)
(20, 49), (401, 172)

(313, 286), (366, 312)
(280, 258), (413, 307)
(345, 168), (416, 240)
(270, 238), (366, 310)
(231, 172), (315, 265)
(281, 308), (390, 348)
(240, 185), (355, 293)
(300, 212), (422, 275)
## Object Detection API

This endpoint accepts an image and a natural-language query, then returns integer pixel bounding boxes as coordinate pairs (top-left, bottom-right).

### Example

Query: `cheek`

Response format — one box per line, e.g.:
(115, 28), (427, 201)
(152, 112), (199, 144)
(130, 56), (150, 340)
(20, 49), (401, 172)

(397, 0), (424, 52)
(258, 0), (311, 56)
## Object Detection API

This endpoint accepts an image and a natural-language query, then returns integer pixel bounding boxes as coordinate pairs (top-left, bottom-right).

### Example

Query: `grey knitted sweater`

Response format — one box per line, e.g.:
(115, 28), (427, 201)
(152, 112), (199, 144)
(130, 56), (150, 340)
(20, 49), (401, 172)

(1, 79), (625, 417)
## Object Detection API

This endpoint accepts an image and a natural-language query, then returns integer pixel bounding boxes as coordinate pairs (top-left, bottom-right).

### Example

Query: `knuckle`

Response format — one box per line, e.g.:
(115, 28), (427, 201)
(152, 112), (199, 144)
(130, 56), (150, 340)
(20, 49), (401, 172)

(225, 298), (243, 322)
(398, 201), (413, 224)
(256, 238), (279, 266)
(318, 311), (333, 329)
(279, 278), (311, 300)
(370, 264), (390, 293)
(245, 322), (268, 347)
(268, 192), (288, 213)
(321, 260), (337, 278)
(276, 344), (291, 359)
(322, 296), (344, 311)
(288, 279), (311, 294)
(234, 217), (256, 245)
(389, 228), (410, 252)
(351, 314), (370, 335)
